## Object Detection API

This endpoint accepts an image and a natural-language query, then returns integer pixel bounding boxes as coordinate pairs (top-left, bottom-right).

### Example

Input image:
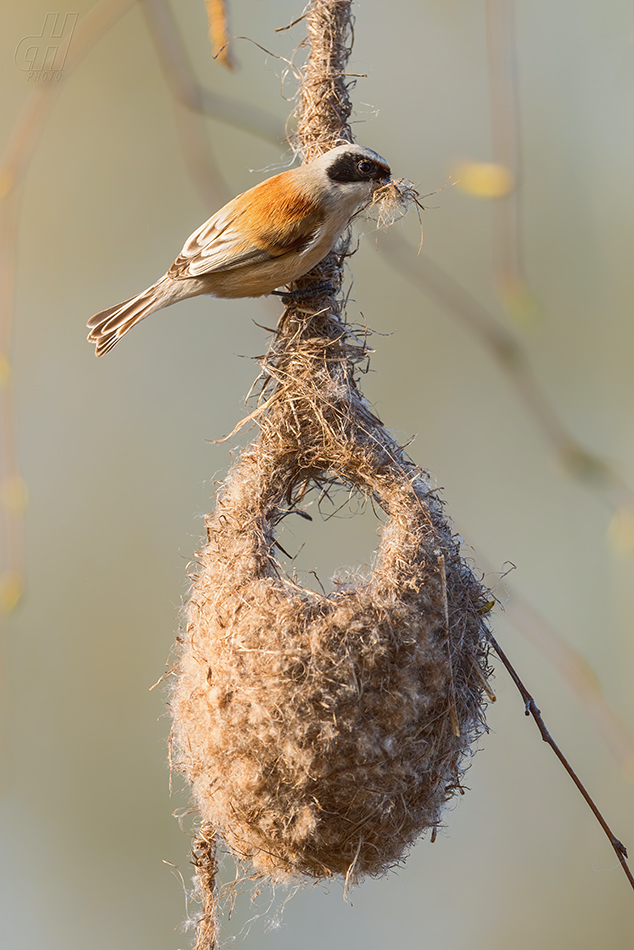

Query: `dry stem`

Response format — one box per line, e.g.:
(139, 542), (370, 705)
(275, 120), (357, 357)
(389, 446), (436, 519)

(488, 633), (634, 894)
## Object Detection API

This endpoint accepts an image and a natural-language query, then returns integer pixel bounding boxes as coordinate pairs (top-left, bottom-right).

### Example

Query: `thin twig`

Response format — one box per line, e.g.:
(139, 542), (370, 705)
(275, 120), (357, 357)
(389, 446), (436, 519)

(458, 541), (634, 777)
(488, 632), (634, 894)
(504, 587), (634, 777)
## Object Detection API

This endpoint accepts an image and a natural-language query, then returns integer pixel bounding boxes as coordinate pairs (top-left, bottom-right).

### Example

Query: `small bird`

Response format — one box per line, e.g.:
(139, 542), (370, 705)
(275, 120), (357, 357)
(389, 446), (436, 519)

(87, 144), (391, 356)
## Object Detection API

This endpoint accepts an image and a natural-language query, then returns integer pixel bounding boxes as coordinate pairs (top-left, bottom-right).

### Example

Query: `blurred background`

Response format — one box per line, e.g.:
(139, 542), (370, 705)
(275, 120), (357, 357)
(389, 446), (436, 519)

(2, 0), (634, 947)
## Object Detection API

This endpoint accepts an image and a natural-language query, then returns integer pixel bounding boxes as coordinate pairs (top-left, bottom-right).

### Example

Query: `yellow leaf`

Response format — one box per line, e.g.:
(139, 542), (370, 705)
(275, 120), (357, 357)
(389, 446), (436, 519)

(205, 0), (236, 71)
(454, 161), (514, 198)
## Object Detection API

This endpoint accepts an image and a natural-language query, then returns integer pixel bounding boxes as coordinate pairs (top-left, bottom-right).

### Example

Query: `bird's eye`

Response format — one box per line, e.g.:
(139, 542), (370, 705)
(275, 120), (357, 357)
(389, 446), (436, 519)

(357, 160), (372, 174)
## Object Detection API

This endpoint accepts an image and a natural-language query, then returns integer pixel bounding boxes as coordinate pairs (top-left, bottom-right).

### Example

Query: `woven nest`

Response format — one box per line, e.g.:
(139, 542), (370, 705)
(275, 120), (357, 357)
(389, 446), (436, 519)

(171, 303), (492, 884)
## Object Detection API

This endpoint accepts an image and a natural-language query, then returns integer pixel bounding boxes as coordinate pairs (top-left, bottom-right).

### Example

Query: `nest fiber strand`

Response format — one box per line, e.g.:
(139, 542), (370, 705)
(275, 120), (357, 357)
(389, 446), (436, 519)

(296, 0), (354, 158)
(172, 303), (492, 883)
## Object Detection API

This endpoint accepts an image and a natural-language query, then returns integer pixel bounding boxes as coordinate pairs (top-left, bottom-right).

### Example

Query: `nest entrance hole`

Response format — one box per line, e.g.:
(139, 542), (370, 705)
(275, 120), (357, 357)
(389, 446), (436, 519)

(270, 477), (388, 595)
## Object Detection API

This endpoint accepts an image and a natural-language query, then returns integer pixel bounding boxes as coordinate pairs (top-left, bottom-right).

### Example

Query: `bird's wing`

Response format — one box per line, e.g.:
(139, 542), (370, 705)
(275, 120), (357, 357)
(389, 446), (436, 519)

(167, 174), (326, 280)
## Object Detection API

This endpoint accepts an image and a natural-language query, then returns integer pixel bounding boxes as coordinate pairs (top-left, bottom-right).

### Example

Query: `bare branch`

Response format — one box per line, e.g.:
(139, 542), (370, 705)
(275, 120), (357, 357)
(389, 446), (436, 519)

(488, 632), (634, 894)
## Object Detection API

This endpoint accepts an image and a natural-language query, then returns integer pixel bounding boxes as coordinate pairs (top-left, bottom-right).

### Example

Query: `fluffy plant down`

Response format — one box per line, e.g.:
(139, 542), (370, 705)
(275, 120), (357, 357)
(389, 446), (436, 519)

(171, 266), (494, 887)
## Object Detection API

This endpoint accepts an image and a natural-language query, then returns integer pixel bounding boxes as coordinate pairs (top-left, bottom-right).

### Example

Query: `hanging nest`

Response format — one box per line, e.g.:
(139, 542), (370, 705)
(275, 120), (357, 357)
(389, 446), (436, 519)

(170, 289), (493, 885)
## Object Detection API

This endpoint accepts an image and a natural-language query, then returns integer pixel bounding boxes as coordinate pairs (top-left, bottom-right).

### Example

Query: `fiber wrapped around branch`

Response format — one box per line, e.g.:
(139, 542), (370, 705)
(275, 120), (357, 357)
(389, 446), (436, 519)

(171, 291), (493, 883)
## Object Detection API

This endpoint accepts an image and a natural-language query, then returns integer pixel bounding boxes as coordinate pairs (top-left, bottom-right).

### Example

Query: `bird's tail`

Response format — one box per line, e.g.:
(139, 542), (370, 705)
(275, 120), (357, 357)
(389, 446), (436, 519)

(87, 276), (179, 357)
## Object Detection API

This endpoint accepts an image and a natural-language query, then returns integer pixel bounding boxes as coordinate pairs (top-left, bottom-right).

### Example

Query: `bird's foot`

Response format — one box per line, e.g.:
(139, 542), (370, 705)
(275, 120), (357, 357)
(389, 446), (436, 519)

(270, 282), (336, 301)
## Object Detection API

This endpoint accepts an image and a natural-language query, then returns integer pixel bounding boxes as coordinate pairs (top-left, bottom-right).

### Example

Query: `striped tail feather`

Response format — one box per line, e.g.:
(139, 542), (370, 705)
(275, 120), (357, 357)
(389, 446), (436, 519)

(87, 277), (177, 357)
